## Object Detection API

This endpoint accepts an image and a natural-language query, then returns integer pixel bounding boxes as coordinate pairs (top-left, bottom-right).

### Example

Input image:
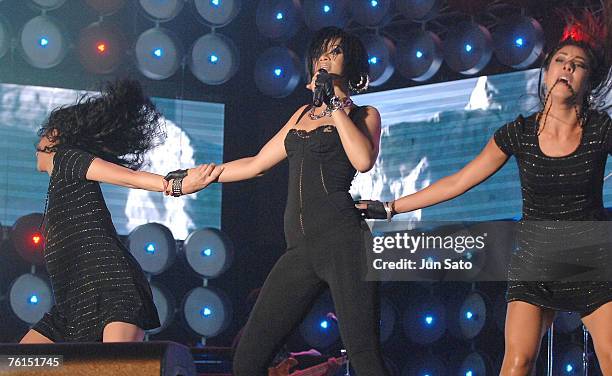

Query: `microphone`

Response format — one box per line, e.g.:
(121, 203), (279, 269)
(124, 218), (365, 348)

(312, 68), (329, 107)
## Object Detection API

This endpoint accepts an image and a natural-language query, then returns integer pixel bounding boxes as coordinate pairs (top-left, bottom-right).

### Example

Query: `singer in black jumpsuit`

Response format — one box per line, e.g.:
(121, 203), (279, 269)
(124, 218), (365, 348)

(231, 27), (389, 375)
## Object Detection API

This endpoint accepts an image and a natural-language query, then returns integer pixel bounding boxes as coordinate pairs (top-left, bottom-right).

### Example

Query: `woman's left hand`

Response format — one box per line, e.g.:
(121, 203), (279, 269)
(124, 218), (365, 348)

(355, 200), (392, 220)
(165, 164), (224, 195)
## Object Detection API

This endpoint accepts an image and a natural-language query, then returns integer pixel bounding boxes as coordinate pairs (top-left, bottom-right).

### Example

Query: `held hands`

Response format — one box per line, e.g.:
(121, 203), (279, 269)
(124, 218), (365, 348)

(163, 164), (224, 196)
(355, 200), (396, 221)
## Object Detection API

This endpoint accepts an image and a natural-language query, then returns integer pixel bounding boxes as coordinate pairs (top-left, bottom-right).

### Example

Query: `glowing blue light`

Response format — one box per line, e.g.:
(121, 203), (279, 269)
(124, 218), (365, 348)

(416, 50), (424, 58)
(371, 0), (378, 6)
(201, 248), (213, 257)
(425, 315), (434, 325)
(466, 311), (473, 319)
(465, 44), (473, 52)
(320, 320), (329, 329)
(200, 307), (212, 317)
(274, 68), (282, 77)
(466, 371), (473, 376)
(209, 54), (219, 64)
(153, 48), (163, 58)
(323, 4), (331, 13)
(565, 364), (574, 372)
(29, 295), (39, 304)
(276, 12), (284, 20)
(515, 37), (524, 47)
(369, 56), (378, 65)
(39, 37), (49, 47)
(145, 243), (156, 254)
(211, 0), (220, 6)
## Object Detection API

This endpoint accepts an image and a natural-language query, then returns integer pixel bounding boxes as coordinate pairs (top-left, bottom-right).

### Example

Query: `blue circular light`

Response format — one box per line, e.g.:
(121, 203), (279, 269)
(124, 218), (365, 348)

(210, 0), (221, 7)
(320, 320), (329, 329)
(39, 37), (49, 47)
(28, 295), (39, 304)
(565, 364), (573, 372)
(465, 44), (473, 52)
(209, 54), (219, 64)
(369, 56), (378, 64)
(145, 243), (156, 254)
(466, 311), (473, 319)
(200, 307), (212, 317)
(276, 12), (284, 20)
(274, 68), (282, 77)
(201, 248), (213, 257)
(515, 37), (524, 47)
(371, 0), (378, 6)
(323, 4), (331, 13)
(425, 315), (434, 325)
(466, 371), (473, 376)
(416, 50), (424, 58)
(153, 48), (163, 58)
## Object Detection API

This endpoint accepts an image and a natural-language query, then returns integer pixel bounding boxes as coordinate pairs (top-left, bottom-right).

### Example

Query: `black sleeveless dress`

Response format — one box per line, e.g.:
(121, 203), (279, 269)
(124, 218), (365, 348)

(494, 111), (612, 315)
(32, 147), (160, 341)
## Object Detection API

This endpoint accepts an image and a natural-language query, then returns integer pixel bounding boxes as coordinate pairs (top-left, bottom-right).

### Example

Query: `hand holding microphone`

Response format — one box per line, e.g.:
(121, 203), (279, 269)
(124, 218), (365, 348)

(311, 69), (336, 107)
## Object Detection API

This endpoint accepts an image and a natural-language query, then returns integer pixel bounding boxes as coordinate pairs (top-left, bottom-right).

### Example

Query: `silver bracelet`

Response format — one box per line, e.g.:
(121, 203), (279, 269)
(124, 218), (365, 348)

(383, 201), (392, 222)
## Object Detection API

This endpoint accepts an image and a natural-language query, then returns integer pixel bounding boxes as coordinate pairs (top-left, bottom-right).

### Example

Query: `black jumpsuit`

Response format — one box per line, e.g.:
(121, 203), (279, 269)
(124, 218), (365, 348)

(233, 107), (389, 375)
(494, 111), (612, 315)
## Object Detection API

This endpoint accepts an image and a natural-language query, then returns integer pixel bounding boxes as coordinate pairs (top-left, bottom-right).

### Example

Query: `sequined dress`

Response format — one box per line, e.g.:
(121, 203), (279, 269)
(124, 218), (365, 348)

(494, 111), (612, 315)
(32, 147), (160, 341)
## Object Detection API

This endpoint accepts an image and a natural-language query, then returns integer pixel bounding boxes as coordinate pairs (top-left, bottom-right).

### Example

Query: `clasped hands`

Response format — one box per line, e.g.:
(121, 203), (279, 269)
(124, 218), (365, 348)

(162, 163), (224, 196)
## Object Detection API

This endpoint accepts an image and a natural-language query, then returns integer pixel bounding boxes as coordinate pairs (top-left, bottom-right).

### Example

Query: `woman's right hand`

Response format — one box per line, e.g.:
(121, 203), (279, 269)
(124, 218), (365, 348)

(165, 164), (224, 195)
(355, 200), (394, 221)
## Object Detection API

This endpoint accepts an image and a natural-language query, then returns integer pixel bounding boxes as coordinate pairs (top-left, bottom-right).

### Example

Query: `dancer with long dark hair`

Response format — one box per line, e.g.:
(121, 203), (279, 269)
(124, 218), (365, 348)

(167, 26), (388, 375)
(20, 79), (222, 343)
(359, 10), (612, 375)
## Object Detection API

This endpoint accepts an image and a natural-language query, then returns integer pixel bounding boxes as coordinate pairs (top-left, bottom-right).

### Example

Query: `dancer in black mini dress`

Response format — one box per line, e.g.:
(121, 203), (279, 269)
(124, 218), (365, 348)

(359, 10), (612, 375)
(20, 80), (222, 343)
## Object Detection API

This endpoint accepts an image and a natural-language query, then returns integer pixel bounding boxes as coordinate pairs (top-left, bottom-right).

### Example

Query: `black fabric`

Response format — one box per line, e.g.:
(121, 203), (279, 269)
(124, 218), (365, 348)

(233, 108), (389, 375)
(32, 147), (160, 342)
(494, 111), (612, 314)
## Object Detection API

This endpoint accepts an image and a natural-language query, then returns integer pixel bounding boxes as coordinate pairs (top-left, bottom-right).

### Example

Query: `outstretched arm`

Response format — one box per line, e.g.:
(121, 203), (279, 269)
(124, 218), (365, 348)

(216, 105), (309, 183)
(392, 137), (509, 213)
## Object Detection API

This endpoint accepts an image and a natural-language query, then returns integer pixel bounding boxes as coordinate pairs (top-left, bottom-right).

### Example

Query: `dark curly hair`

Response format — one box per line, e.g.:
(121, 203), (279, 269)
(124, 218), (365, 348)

(37, 79), (165, 170)
(306, 27), (370, 94)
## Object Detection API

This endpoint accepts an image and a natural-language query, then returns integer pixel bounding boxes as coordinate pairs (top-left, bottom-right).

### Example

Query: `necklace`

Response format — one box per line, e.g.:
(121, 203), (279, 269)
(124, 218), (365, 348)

(308, 97), (353, 120)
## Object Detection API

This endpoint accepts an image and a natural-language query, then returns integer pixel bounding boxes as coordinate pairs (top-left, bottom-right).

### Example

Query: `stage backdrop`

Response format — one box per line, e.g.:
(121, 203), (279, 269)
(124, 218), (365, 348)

(352, 68), (612, 221)
(0, 83), (223, 239)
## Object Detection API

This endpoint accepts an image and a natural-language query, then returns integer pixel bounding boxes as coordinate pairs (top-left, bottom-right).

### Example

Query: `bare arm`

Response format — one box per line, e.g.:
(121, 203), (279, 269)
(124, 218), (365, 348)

(216, 105), (309, 183)
(332, 106), (381, 172)
(392, 137), (510, 214)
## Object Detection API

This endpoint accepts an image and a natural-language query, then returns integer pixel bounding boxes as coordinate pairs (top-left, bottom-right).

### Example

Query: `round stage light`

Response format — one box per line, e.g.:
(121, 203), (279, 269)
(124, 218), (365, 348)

(254, 46), (301, 98)
(555, 344), (583, 375)
(146, 281), (176, 334)
(299, 292), (340, 349)
(402, 354), (447, 376)
(359, 33), (395, 87)
(183, 228), (233, 278)
(135, 27), (182, 80)
(444, 21), (492, 75)
(128, 223), (176, 275)
(28, 0), (66, 10)
(555, 311), (582, 334)
(189, 33), (239, 85)
(19, 16), (68, 69)
(396, 0), (442, 21)
(396, 29), (442, 82)
(493, 16), (544, 69)
(84, 0), (126, 15)
(139, 0), (184, 22)
(303, 0), (349, 31)
(449, 290), (487, 339)
(447, 0), (490, 14)
(256, 0), (302, 40)
(11, 213), (45, 265)
(403, 295), (446, 344)
(183, 287), (232, 338)
(380, 297), (397, 343)
(0, 16), (9, 60)
(457, 351), (492, 376)
(194, 0), (241, 27)
(78, 21), (126, 74)
(350, 0), (392, 27)
(9, 273), (53, 324)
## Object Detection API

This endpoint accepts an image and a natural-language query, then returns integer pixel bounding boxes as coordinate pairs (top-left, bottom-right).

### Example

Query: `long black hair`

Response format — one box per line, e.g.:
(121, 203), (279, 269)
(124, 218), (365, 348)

(306, 27), (370, 93)
(37, 79), (165, 170)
